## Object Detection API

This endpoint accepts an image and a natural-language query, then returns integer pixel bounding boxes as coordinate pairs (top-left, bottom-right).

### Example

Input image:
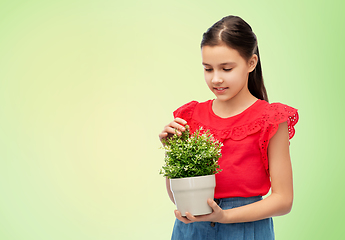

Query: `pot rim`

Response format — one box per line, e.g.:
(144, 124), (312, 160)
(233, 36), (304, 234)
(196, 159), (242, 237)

(170, 174), (215, 181)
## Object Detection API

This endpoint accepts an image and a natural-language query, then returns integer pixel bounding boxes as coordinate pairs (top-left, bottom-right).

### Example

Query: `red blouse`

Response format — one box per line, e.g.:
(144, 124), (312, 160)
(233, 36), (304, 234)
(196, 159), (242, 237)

(173, 99), (299, 199)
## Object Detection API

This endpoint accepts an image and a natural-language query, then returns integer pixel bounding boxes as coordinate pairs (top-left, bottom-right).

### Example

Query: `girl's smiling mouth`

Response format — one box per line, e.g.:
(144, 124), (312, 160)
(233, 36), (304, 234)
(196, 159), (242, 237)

(214, 87), (228, 90)
(214, 87), (229, 93)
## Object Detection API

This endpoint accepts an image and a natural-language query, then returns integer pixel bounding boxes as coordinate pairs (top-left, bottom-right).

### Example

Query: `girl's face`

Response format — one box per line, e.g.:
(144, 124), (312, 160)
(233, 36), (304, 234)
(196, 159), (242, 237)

(201, 44), (257, 103)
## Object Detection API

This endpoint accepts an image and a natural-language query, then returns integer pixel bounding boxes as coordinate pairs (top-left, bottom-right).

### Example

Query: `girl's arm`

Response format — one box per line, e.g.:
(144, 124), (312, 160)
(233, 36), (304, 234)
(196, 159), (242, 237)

(160, 117), (187, 204)
(175, 121), (294, 224)
(166, 178), (175, 204)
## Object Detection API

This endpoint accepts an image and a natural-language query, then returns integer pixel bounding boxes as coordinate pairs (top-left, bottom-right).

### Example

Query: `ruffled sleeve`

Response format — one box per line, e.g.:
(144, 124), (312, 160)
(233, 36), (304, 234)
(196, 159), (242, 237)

(173, 101), (199, 123)
(260, 103), (299, 173)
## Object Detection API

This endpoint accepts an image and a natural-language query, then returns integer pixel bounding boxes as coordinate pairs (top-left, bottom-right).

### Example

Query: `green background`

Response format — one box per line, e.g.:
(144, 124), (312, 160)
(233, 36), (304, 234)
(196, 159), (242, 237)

(0, 0), (344, 239)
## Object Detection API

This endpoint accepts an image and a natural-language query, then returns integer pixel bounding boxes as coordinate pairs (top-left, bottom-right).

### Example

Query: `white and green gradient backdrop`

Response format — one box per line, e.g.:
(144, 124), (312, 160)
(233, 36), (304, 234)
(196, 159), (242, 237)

(0, 0), (344, 239)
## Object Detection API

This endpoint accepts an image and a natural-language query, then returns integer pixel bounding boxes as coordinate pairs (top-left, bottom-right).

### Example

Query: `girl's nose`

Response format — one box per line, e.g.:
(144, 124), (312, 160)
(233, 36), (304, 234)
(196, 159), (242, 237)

(212, 73), (224, 84)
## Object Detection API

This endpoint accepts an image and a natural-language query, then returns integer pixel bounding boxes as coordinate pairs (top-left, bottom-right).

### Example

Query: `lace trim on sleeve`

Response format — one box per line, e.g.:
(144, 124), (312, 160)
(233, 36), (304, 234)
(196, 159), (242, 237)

(260, 103), (299, 174)
(262, 103), (299, 140)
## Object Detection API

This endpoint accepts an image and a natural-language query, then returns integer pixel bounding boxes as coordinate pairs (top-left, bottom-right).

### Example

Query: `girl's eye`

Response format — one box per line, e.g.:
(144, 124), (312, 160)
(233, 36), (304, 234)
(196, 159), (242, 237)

(223, 68), (232, 72)
(204, 68), (213, 72)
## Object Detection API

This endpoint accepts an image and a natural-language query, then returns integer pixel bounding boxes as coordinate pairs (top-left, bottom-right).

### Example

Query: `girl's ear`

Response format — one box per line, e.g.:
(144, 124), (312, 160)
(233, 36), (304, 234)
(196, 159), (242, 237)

(248, 54), (258, 73)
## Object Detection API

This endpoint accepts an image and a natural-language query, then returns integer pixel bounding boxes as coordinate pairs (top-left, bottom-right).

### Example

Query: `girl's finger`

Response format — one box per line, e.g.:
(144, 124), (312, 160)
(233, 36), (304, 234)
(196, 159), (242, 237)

(158, 132), (168, 140)
(207, 199), (222, 214)
(169, 121), (186, 133)
(163, 126), (182, 136)
(161, 124), (184, 137)
(174, 210), (192, 224)
(174, 117), (187, 125)
(208, 199), (219, 209)
(159, 118), (188, 143)
(184, 212), (197, 222)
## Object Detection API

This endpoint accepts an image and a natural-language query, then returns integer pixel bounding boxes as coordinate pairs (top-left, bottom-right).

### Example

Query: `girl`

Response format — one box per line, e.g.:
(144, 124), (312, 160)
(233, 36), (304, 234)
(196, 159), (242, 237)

(159, 15), (298, 240)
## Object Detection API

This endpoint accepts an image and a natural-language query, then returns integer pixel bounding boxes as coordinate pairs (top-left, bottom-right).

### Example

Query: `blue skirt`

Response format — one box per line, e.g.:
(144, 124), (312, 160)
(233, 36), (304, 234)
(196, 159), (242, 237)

(171, 196), (274, 240)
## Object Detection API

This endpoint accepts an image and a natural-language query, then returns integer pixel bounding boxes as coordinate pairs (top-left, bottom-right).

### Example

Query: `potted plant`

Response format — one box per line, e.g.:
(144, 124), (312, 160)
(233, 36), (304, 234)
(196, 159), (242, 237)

(160, 125), (223, 216)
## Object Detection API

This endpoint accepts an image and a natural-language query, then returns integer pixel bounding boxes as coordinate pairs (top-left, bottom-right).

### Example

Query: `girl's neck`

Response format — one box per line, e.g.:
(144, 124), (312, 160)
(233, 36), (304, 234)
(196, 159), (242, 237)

(212, 93), (258, 118)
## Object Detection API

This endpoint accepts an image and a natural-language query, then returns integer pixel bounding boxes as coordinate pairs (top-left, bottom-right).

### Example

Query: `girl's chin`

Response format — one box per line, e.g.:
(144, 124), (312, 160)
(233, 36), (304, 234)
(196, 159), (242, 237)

(214, 96), (233, 102)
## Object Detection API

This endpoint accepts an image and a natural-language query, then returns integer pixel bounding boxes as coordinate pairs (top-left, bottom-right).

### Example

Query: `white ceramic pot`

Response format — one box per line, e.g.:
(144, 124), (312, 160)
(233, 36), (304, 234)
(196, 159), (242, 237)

(170, 174), (216, 216)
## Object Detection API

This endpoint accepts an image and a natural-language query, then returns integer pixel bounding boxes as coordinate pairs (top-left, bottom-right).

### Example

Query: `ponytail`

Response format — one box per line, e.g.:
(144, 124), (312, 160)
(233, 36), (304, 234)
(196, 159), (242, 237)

(248, 47), (268, 102)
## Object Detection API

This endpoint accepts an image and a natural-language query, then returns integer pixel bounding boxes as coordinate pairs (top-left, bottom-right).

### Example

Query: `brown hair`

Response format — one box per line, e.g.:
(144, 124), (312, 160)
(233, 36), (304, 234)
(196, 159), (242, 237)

(201, 15), (268, 102)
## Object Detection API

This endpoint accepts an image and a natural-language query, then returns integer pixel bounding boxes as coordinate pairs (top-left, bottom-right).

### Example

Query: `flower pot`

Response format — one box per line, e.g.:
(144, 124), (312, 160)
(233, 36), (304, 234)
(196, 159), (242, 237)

(170, 174), (216, 216)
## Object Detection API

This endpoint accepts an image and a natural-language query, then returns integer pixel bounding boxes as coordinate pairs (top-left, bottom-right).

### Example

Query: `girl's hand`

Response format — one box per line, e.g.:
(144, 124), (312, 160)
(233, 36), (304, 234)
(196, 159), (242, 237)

(174, 199), (226, 224)
(159, 117), (187, 145)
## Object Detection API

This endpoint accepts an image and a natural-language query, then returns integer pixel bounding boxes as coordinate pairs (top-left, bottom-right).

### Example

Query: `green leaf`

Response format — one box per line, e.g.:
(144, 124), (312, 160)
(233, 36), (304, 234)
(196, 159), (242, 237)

(160, 125), (223, 179)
